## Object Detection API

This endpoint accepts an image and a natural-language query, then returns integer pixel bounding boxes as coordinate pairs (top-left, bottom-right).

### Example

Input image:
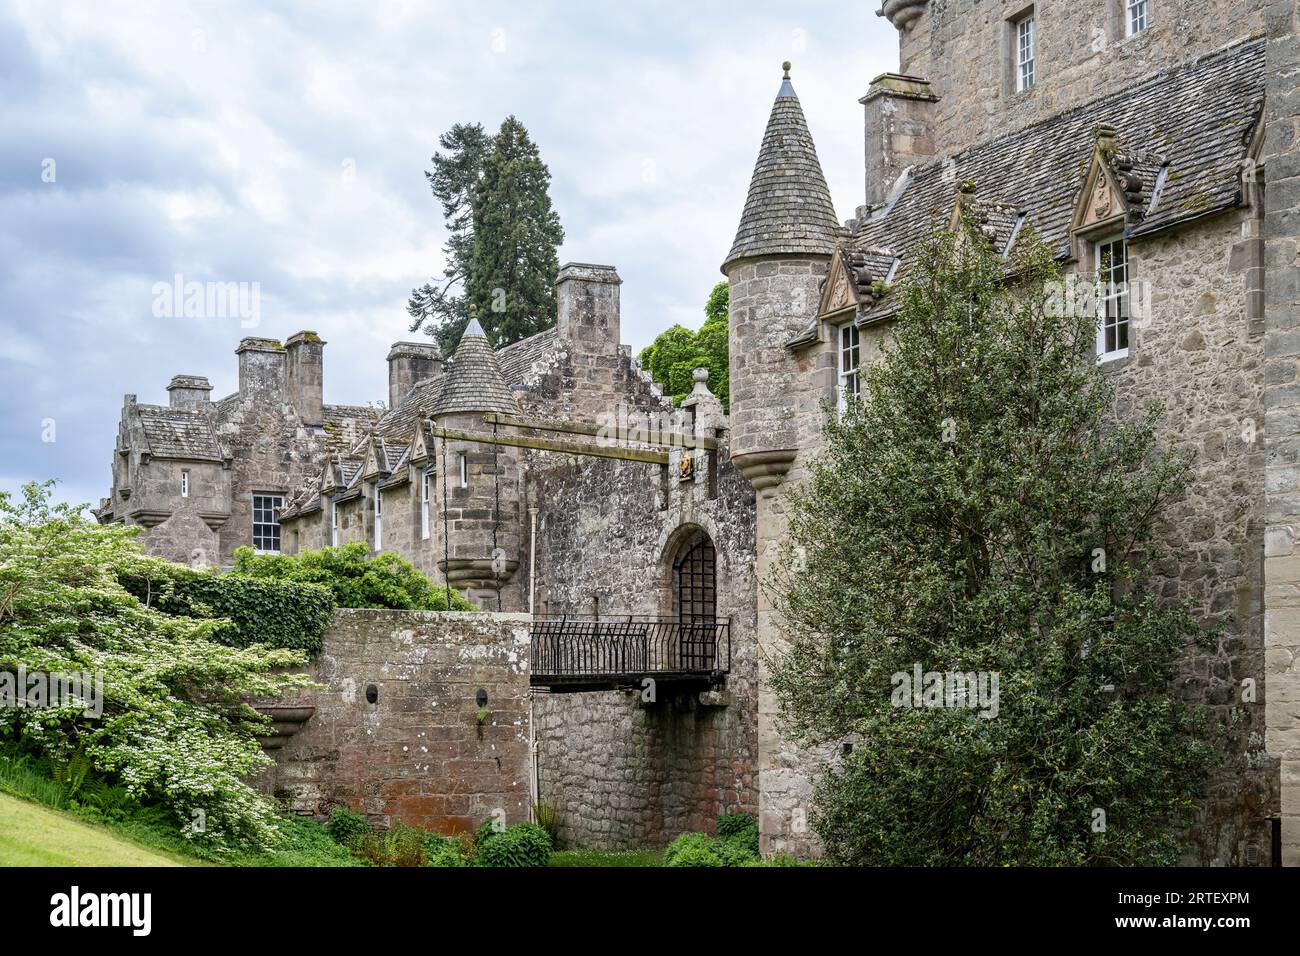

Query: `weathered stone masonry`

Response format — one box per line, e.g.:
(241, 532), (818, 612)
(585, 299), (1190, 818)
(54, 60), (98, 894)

(262, 610), (532, 834)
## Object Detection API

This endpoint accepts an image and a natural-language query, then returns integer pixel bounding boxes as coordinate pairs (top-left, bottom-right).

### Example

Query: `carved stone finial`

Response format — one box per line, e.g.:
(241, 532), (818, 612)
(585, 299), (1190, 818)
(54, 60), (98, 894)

(878, 0), (929, 30)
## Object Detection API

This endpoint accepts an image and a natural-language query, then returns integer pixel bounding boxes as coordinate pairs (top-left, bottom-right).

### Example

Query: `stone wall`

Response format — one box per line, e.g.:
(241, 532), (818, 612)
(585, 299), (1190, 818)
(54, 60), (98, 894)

(1261, 0), (1300, 866)
(892, 0), (1266, 158)
(1110, 209), (1275, 863)
(264, 609), (532, 834)
(528, 446), (759, 849)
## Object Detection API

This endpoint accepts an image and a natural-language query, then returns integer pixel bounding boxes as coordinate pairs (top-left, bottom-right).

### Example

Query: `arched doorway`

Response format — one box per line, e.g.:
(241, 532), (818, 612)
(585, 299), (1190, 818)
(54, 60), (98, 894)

(672, 529), (717, 669)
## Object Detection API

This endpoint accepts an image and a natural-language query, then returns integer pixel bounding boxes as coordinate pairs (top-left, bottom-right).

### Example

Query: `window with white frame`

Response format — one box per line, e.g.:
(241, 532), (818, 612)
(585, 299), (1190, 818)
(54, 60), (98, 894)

(420, 470), (431, 540)
(458, 453), (468, 489)
(837, 323), (861, 414)
(252, 494), (284, 553)
(180, 470), (189, 498)
(1125, 0), (1149, 36)
(1015, 12), (1036, 92)
(330, 499), (339, 546)
(1096, 237), (1130, 361)
(374, 489), (383, 551)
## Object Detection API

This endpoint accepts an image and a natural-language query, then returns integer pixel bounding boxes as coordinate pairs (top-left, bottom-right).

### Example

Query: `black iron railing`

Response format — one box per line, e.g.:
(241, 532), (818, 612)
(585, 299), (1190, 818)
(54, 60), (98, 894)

(530, 615), (730, 684)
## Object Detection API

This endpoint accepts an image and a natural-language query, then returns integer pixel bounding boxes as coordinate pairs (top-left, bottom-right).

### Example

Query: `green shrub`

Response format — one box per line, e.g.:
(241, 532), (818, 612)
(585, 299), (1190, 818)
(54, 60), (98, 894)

(476, 817), (502, 847)
(534, 800), (561, 846)
(664, 832), (725, 867)
(476, 822), (552, 867)
(422, 833), (466, 867)
(358, 823), (427, 867)
(232, 542), (474, 611)
(119, 557), (334, 654)
(325, 807), (370, 848)
(1, 482), (312, 852)
(664, 829), (760, 867)
(717, 811), (759, 855)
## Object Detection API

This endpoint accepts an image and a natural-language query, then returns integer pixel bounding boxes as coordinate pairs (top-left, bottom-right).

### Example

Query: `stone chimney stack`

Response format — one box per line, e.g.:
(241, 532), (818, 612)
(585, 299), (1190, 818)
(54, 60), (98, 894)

(235, 337), (286, 403)
(387, 341), (441, 409)
(556, 263), (621, 355)
(860, 73), (937, 208)
(166, 374), (213, 410)
(285, 331), (326, 426)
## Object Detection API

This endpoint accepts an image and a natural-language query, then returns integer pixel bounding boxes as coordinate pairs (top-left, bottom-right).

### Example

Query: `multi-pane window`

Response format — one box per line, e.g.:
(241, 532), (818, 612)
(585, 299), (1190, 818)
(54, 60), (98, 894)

(838, 323), (861, 414)
(374, 490), (383, 551)
(330, 499), (339, 546)
(1096, 237), (1130, 360)
(1016, 13), (1036, 92)
(252, 494), (284, 553)
(1125, 0), (1149, 36)
(180, 470), (189, 498)
(420, 470), (431, 540)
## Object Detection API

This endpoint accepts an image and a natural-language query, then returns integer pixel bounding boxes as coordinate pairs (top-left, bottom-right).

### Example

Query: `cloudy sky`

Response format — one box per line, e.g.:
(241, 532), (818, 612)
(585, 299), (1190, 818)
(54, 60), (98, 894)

(0, 0), (897, 510)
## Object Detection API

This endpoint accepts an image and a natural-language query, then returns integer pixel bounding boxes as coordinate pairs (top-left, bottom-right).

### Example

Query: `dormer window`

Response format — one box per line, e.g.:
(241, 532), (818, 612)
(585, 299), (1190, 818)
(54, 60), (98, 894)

(1015, 12), (1036, 92)
(1125, 0), (1149, 36)
(837, 323), (861, 414)
(1096, 237), (1130, 362)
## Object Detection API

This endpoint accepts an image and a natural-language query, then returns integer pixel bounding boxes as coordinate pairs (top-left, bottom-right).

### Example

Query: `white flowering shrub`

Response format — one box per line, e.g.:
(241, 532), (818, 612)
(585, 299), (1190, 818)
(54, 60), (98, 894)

(0, 481), (314, 852)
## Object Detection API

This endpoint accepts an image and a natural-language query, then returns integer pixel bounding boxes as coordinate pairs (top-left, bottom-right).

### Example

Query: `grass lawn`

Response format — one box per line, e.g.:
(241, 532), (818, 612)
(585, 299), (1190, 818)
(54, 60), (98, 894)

(549, 847), (664, 867)
(0, 792), (193, 866)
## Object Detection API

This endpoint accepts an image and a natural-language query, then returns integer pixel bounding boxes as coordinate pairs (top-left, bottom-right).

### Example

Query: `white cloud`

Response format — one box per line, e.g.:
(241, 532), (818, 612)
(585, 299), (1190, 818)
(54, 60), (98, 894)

(0, 0), (898, 505)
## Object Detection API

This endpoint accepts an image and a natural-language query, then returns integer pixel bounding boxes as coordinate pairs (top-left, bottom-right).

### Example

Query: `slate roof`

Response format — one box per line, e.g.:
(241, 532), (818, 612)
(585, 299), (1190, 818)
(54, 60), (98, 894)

(844, 36), (1264, 327)
(430, 318), (518, 417)
(723, 68), (841, 271)
(497, 326), (559, 386)
(322, 404), (379, 451)
(135, 406), (223, 461)
(375, 377), (445, 440)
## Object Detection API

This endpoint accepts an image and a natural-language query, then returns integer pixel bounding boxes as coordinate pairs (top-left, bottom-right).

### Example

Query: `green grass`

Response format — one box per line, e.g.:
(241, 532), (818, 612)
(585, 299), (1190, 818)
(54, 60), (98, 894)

(0, 751), (357, 867)
(0, 792), (192, 866)
(549, 848), (664, 867)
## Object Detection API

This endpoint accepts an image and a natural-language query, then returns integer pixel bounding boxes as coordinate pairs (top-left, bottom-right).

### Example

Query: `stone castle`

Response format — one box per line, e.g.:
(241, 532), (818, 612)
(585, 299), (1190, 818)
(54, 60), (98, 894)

(98, 0), (1300, 864)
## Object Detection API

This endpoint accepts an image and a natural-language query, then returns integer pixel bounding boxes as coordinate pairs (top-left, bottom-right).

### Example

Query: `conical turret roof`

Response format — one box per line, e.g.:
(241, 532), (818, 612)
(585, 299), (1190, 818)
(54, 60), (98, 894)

(722, 63), (839, 272)
(430, 318), (517, 417)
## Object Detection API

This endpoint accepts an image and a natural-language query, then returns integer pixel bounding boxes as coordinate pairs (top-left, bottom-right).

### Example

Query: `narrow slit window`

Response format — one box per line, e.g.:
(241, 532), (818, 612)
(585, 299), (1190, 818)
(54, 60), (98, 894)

(1016, 13), (1036, 92)
(330, 499), (339, 546)
(458, 453), (468, 489)
(180, 470), (189, 498)
(1096, 237), (1130, 361)
(838, 323), (861, 414)
(420, 470), (431, 540)
(374, 489), (383, 551)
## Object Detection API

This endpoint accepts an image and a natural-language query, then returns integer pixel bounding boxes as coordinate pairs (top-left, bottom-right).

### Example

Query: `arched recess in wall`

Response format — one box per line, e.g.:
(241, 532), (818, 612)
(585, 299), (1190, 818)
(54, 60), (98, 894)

(658, 523), (718, 625)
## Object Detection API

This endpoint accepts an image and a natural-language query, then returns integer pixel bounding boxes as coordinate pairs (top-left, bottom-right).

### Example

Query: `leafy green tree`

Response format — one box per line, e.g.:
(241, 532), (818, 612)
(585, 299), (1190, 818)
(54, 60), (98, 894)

(640, 281), (729, 410)
(769, 220), (1216, 865)
(408, 117), (564, 355)
(465, 116), (564, 348)
(407, 123), (493, 356)
(0, 481), (310, 851)
(232, 541), (474, 610)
